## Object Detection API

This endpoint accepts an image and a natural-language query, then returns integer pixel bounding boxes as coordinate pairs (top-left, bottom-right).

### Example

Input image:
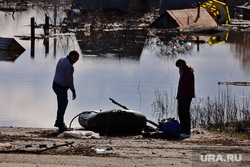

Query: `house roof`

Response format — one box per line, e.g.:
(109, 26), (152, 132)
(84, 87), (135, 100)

(0, 38), (25, 51)
(0, 38), (25, 62)
(167, 8), (217, 27)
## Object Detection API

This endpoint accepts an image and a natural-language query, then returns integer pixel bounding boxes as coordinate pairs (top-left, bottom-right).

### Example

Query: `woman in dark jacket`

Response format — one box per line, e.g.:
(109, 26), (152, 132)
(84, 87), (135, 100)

(176, 59), (195, 138)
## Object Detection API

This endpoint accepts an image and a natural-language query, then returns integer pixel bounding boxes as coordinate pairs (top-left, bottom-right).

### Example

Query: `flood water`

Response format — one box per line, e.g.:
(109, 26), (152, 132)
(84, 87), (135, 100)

(0, 6), (250, 128)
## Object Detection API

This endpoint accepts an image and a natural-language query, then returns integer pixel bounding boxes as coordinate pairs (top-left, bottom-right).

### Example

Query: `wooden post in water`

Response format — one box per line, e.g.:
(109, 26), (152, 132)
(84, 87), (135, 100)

(44, 14), (49, 36)
(31, 17), (35, 39)
(54, 0), (57, 27)
(197, 36), (200, 51)
(43, 38), (49, 55)
(30, 17), (35, 58)
(31, 38), (35, 58)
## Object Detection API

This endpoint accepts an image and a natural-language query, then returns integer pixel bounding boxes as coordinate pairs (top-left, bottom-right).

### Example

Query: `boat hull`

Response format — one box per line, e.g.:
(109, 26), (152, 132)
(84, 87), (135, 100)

(78, 109), (146, 134)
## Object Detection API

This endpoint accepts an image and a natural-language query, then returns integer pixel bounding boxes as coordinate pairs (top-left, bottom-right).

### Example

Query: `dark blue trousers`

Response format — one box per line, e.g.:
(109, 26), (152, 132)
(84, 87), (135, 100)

(178, 98), (192, 135)
(53, 82), (68, 130)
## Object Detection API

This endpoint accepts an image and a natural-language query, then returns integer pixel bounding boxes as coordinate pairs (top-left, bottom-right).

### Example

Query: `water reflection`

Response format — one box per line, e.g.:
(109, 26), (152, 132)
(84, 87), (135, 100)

(76, 29), (147, 60)
(1, 7), (250, 128)
(75, 28), (231, 61)
(228, 31), (250, 74)
(145, 36), (193, 60)
(142, 31), (230, 60)
(0, 50), (25, 62)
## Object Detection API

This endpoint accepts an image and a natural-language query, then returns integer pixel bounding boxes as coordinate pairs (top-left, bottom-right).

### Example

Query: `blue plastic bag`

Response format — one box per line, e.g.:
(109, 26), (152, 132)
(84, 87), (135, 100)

(160, 119), (180, 136)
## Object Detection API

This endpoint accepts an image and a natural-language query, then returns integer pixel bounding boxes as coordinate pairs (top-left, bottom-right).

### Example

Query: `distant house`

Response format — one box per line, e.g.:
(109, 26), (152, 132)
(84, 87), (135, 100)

(150, 8), (217, 32)
(237, 2), (250, 20)
(71, 0), (160, 13)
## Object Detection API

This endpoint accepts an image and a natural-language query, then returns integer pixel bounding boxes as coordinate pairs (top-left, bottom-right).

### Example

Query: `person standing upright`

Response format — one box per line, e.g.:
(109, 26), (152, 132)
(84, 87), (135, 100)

(176, 59), (195, 138)
(53, 50), (79, 133)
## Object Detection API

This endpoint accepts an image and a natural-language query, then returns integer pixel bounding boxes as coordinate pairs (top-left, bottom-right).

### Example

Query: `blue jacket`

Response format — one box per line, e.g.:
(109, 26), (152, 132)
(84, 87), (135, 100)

(53, 56), (75, 93)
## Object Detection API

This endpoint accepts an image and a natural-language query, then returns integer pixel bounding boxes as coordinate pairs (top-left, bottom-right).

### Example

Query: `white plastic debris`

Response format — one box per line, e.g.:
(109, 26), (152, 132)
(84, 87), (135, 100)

(94, 148), (106, 154)
(0, 143), (12, 149)
(57, 130), (100, 138)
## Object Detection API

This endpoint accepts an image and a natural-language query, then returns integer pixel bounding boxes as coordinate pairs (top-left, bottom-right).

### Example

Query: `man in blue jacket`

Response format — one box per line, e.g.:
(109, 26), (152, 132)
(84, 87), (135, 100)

(53, 50), (79, 133)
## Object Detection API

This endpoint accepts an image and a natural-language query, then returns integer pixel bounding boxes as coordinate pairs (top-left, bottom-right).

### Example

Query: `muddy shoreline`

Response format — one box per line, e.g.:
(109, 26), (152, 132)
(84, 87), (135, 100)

(0, 127), (249, 167)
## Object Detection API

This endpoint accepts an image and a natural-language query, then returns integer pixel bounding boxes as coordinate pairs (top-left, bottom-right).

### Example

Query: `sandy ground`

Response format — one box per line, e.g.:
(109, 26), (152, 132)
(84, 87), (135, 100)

(0, 127), (249, 167)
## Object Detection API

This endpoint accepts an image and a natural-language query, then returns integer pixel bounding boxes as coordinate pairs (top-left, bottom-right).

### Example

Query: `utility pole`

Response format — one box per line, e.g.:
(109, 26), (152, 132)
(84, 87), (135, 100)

(53, 0), (57, 56)
(54, 0), (57, 27)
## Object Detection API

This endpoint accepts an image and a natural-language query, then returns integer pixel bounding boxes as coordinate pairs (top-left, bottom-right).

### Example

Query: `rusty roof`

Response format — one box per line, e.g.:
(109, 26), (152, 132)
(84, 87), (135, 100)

(167, 8), (217, 28)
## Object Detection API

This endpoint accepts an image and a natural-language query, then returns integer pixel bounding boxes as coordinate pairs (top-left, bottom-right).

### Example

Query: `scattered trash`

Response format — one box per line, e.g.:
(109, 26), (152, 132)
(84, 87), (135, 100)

(0, 143), (12, 149)
(94, 148), (106, 154)
(106, 147), (113, 151)
(25, 144), (32, 148)
(179, 41), (192, 46)
(0, 142), (74, 154)
(193, 130), (200, 134)
(57, 130), (100, 138)
(149, 17), (154, 23)
(39, 144), (47, 148)
(34, 130), (39, 134)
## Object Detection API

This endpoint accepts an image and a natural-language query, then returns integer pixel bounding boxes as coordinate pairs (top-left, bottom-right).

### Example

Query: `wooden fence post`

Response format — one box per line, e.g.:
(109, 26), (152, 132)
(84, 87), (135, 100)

(44, 14), (49, 35)
(31, 17), (35, 39)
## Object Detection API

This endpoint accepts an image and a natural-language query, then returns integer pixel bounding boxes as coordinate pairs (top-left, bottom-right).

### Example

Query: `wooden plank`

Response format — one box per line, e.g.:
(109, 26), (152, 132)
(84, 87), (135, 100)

(218, 81), (250, 86)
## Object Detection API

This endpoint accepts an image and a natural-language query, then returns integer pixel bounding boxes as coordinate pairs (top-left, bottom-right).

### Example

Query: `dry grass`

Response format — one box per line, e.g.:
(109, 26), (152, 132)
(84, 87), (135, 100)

(151, 88), (250, 139)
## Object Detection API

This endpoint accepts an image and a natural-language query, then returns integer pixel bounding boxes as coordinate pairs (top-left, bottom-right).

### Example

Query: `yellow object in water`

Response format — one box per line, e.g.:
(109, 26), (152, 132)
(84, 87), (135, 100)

(207, 32), (229, 46)
(200, 0), (230, 24)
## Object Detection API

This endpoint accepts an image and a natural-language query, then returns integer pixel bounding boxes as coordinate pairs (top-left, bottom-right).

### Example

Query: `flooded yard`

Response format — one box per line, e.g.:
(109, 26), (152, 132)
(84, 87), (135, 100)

(0, 4), (250, 128)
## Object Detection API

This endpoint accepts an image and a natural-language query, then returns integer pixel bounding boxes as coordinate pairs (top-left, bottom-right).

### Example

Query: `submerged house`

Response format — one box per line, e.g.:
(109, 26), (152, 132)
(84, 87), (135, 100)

(0, 38), (25, 62)
(150, 8), (218, 32)
(159, 0), (230, 24)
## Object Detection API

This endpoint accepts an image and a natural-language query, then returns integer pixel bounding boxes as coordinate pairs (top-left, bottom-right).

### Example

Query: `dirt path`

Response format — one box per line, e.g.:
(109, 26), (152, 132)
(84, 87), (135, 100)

(0, 127), (249, 167)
